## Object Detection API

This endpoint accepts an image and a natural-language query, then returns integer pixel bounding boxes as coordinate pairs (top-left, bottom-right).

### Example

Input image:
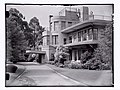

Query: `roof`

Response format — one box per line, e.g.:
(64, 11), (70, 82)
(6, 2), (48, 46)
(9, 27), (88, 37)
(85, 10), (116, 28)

(61, 19), (112, 33)
(26, 50), (46, 54)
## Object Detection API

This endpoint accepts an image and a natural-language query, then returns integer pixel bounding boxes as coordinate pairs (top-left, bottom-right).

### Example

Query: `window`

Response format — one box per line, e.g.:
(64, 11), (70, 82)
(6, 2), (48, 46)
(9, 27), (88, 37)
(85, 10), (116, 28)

(69, 50), (72, 60)
(69, 36), (72, 43)
(73, 33), (77, 40)
(74, 50), (77, 61)
(93, 29), (98, 40)
(78, 50), (81, 60)
(88, 29), (93, 40)
(43, 55), (45, 59)
(52, 35), (58, 45)
(54, 21), (59, 31)
(82, 30), (87, 41)
(64, 38), (67, 44)
(78, 32), (81, 42)
(61, 21), (66, 30)
(43, 36), (47, 45)
(47, 35), (50, 45)
(68, 22), (72, 27)
(43, 35), (50, 45)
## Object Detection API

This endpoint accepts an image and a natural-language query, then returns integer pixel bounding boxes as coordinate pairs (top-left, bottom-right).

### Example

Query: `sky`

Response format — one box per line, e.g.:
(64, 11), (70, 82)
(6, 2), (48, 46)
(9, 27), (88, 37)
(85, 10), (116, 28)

(6, 5), (113, 28)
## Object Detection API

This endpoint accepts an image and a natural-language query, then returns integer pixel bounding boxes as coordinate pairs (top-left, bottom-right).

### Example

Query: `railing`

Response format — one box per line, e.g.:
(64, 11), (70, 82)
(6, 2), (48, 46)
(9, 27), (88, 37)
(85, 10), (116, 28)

(89, 15), (112, 21)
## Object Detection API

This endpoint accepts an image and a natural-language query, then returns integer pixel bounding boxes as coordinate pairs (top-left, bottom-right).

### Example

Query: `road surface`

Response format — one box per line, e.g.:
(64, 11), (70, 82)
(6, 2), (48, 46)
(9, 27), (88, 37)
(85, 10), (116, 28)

(10, 62), (86, 86)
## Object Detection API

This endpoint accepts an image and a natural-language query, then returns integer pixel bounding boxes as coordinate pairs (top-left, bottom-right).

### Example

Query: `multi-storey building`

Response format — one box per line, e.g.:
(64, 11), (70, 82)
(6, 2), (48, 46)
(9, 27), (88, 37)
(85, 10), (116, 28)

(42, 6), (112, 62)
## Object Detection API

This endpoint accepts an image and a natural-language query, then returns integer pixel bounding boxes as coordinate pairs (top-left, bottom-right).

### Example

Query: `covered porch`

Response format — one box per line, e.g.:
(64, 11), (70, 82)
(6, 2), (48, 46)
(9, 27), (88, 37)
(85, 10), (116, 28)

(68, 44), (97, 61)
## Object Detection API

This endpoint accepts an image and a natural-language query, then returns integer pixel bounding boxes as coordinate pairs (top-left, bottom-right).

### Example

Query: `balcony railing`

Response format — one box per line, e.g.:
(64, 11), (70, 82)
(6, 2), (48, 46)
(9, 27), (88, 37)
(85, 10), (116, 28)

(89, 15), (112, 21)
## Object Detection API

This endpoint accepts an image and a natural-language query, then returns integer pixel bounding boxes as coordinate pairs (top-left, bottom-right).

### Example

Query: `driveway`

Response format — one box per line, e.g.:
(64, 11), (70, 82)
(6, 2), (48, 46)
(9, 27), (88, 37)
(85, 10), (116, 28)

(9, 62), (86, 86)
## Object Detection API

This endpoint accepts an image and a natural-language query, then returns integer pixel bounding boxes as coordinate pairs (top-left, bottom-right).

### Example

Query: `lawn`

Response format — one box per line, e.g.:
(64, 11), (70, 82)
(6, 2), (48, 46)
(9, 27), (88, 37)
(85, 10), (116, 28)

(47, 64), (113, 86)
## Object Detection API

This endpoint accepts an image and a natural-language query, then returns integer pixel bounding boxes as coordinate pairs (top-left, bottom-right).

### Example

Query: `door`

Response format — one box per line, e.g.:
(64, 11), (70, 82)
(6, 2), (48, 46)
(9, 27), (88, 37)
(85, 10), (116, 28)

(38, 54), (42, 63)
(78, 49), (81, 60)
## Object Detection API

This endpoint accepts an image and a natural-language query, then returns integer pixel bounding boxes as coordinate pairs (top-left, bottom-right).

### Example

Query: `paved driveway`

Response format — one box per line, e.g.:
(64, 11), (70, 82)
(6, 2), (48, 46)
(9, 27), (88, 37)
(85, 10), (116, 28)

(10, 63), (86, 86)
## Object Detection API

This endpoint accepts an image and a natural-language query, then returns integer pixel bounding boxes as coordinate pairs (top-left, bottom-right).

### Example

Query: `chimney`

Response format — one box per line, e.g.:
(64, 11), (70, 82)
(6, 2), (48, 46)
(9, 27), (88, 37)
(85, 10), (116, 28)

(80, 6), (89, 21)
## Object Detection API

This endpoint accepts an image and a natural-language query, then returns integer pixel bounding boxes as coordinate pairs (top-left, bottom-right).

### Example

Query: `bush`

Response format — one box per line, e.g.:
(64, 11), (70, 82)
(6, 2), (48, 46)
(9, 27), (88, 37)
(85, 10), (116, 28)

(54, 45), (69, 66)
(64, 60), (71, 67)
(99, 63), (111, 70)
(6, 65), (18, 73)
(82, 57), (111, 70)
(81, 51), (92, 64)
(47, 61), (55, 65)
(68, 61), (82, 69)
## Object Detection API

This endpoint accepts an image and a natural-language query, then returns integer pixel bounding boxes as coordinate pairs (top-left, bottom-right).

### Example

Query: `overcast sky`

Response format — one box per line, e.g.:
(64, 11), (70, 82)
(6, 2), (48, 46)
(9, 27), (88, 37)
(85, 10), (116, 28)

(6, 5), (113, 28)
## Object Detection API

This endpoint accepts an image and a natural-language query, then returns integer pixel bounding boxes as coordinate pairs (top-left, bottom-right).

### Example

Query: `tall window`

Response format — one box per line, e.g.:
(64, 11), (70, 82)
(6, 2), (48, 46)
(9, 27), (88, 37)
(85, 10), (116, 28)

(68, 22), (72, 27)
(69, 36), (72, 43)
(54, 21), (59, 31)
(82, 30), (87, 41)
(88, 29), (93, 40)
(52, 35), (58, 45)
(78, 31), (81, 42)
(78, 50), (81, 60)
(47, 35), (50, 45)
(61, 21), (66, 30)
(63, 38), (67, 44)
(69, 50), (72, 60)
(93, 29), (98, 40)
(74, 50), (77, 61)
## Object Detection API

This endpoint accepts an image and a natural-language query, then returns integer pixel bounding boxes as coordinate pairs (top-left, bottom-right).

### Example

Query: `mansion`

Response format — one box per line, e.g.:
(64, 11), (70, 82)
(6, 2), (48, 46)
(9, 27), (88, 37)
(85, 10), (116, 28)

(40, 6), (112, 63)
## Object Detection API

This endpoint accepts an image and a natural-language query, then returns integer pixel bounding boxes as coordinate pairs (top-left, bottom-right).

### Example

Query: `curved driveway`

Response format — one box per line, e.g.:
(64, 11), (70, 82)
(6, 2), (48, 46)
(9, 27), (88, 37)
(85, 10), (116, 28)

(11, 62), (86, 86)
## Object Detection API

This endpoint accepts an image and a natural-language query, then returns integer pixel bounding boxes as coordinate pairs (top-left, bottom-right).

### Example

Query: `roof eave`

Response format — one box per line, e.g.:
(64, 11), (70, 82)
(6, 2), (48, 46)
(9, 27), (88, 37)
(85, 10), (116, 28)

(61, 20), (111, 33)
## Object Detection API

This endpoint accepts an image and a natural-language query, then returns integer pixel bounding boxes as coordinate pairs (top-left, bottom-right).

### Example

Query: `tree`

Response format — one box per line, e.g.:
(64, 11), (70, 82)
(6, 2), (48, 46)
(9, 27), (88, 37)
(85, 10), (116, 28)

(29, 17), (44, 50)
(81, 23), (113, 70)
(54, 45), (69, 66)
(22, 21), (34, 48)
(6, 8), (27, 62)
(88, 23), (113, 70)
(99, 23), (113, 65)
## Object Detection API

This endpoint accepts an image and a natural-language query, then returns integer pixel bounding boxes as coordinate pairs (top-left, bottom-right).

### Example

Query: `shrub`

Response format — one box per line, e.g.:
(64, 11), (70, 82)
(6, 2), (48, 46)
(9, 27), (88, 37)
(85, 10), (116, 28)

(81, 51), (92, 64)
(6, 65), (18, 73)
(47, 61), (54, 65)
(99, 63), (111, 70)
(54, 45), (69, 65)
(64, 60), (71, 67)
(82, 57), (111, 70)
(68, 61), (82, 69)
